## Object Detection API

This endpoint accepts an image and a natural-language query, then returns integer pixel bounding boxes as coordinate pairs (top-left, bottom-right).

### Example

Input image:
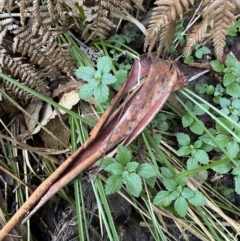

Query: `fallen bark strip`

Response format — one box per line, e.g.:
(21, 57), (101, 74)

(0, 55), (206, 240)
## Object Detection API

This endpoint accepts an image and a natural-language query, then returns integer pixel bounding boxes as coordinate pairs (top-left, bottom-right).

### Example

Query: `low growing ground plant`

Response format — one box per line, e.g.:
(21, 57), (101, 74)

(101, 145), (157, 197)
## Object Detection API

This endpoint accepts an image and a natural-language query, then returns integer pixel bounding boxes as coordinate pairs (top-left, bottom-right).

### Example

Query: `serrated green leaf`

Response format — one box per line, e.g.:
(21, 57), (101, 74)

(116, 145), (132, 165)
(106, 163), (124, 175)
(126, 161), (139, 172)
(158, 122), (169, 131)
(125, 173), (142, 197)
(226, 82), (240, 98)
(234, 175), (240, 195)
(212, 163), (232, 174)
(215, 134), (229, 147)
(153, 134), (162, 143)
(232, 99), (240, 109)
(76, 66), (95, 81)
(220, 107), (230, 116)
(174, 197), (188, 217)
(216, 117), (233, 134)
(195, 83), (207, 94)
(97, 56), (112, 74)
(160, 167), (174, 178)
(101, 73), (117, 85)
(191, 149), (209, 164)
(201, 143), (214, 152)
(101, 157), (116, 171)
(94, 69), (102, 80)
(233, 62), (240, 76)
(188, 190), (206, 206)
(199, 133), (217, 147)
(182, 113), (193, 127)
(175, 176), (188, 186)
(193, 104), (208, 115)
(79, 84), (94, 100)
(153, 191), (175, 206)
(112, 70), (127, 91)
(105, 175), (123, 195)
(225, 53), (237, 68)
(226, 140), (239, 158)
(211, 60), (224, 72)
(176, 133), (190, 146)
(190, 120), (204, 135)
(219, 97), (230, 108)
(178, 146), (192, 156)
(187, 157), (198, 170)
(122, 170), (129, 181)
(194, 140), (202, 149)
(93, 84), (109, 103)
(186, 100), (193, 110)
(162, 179), (177, 191)
(145, 176), (157, 188)
(223, 72), (235, 87)
(137, 163), (157, 178)
(232, 167), (240, 176)
(195, 47), (211, 59)
(181, 188), (195, 199)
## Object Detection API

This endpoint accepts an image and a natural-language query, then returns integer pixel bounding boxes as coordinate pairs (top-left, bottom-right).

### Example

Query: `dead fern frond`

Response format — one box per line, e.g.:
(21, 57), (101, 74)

(144, 0), (196, 57)
(0, 49), (50, 116)
(203, 0), (235, 60)
(184, 18), (208, 58)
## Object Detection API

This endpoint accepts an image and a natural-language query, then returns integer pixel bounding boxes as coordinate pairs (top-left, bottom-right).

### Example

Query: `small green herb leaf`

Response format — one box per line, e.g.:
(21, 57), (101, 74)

(182, 113), (193, 127)
(126, 161), (139, 172)
(125, 173), (142, 197)
(225, 53), (237, 68)
(175, 176), (188, 186)
(101, 157), (116, 171)
(105, 175), (123, 195)
(154, 191), (175, 206)
(94, 84), (109, 103)
(178, 146), (192, 156)
(234, 175), (240, 194)
(161, 167), (174, 178)
(76, 67), (95, 81)
(177, 133), (190, 146)
(116, 145), (132, 165)
(97, 56), (112, 74)
(226, 82), (240, 98)
(145, 176), (156, 188)
(216, 134), (229, 147)
(101, 73), (117, 85)
(137, 163), (157, 178)
(211, 60), (224, 72)
(79, 84), (94, 100)
(188, 190), (206, 206)
(212, 163), (232, 174)
(106, 163), (124, 175)
(191, 149), (209, 164)
(190, 120), (204, 135)
(226, 140), (239, 158)
(162, 179), (177, 191)
(193, 104), (208, 115)
(181, 188), (195, 199)
(187, 157), (198, 170)
(112, 70), (127, 91)
(174, 197), (188, 217)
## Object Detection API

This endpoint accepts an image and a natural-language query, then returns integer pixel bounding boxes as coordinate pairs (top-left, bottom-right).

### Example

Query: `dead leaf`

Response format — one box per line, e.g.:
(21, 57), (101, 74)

(32, 103), (52, 135)
(50, 90), (80, 119)
(40, 117), (70, 150)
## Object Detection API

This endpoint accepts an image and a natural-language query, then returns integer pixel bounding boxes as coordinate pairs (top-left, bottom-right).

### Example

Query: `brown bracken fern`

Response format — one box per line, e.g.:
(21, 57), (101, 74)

(0, 0), (144, 116)
(144, 0), (237, 60)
